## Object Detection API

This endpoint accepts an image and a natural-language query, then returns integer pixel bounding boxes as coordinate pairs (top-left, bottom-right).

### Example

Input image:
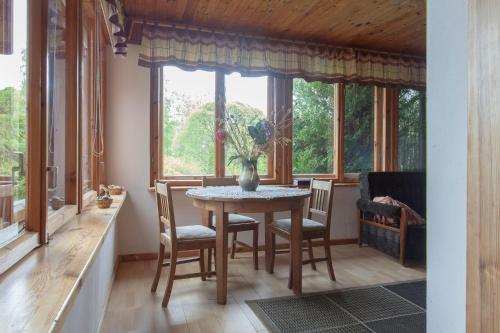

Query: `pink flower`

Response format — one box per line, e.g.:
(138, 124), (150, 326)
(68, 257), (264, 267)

(216, 129), (226, 141)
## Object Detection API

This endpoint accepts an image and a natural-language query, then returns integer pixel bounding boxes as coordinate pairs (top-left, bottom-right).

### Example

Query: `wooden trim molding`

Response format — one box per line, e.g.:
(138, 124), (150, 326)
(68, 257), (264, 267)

(467, 1), (500, 331)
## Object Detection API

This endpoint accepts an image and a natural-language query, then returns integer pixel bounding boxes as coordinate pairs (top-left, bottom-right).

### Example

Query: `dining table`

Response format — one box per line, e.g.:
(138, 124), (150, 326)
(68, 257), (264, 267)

(186, 185), (311, 305)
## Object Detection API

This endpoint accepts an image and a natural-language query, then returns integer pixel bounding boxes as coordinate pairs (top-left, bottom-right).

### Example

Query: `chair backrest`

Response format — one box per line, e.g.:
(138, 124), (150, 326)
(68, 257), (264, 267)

(202, 176), (238, 187)
(307, 179), (334, 231)
(0, 183), (14, 225)
(155, 181), (177, 240)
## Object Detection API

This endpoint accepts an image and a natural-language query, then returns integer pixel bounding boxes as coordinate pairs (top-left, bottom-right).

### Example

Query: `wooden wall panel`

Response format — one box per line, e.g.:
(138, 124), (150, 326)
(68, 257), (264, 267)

(122, 0), (426, 55)
(467, 1), (500, 332)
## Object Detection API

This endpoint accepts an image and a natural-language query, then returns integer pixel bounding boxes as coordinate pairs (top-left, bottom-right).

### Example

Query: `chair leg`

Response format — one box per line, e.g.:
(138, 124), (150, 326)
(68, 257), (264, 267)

(270, 232), (276, 274)
(151, 243), (165, 292)
(324, 240), (336, 281)
(307, 239), (317, 270)
(253, 226), (259, 270)
(162, 250), (177, 307)
(231, 232), (237, 259)
(207, 248), (212, 275)
(199, 248), (206, 281)
(288, 253), (293, 289)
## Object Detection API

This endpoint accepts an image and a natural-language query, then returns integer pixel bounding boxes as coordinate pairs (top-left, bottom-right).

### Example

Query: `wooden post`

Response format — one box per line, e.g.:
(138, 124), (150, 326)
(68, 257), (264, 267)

(65, 0), (79, 206)
(26, 0), (48, 243)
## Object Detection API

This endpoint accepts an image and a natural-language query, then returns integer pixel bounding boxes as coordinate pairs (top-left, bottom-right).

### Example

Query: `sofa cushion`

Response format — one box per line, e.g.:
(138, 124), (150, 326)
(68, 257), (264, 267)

(360, 172), (426, 218)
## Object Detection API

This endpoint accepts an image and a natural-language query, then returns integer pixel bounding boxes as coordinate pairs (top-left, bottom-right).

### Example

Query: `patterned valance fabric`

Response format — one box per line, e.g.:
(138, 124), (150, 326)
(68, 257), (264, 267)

(0, 0), (13, 55)
(138, 24), (426, 88)
(102, 0), (127, 55)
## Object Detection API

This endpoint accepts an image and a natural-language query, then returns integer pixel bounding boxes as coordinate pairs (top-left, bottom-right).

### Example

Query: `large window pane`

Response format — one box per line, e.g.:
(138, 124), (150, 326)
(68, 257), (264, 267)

(292, 79), (335, 174)
(0, 0), (27, 244)
(224, 73), (268, 175)
(399, 88), (425, 171)
(162, 67), (215, 176)
(47, 0), (66, 211)
(344, 84), (374, 173)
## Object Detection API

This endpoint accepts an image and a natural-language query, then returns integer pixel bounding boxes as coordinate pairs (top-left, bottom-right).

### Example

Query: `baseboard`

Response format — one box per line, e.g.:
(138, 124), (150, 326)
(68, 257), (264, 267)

(119, 238), (358, 262)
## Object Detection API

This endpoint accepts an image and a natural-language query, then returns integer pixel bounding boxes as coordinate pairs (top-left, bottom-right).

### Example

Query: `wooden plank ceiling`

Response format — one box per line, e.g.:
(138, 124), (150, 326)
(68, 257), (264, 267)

(122, 0), (426, 55)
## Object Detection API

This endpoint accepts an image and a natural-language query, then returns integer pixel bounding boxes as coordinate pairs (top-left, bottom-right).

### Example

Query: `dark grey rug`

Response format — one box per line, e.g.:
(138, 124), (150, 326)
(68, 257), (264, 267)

(246, 280), (426, 333)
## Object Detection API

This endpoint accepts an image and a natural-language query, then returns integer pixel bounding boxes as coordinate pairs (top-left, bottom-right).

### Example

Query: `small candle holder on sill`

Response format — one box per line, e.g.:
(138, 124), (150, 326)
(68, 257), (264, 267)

(97, 185), (113, 209)
(96, 196), (113, 209)
(107, 184), (123, 195)
(49, 196), (65, 210)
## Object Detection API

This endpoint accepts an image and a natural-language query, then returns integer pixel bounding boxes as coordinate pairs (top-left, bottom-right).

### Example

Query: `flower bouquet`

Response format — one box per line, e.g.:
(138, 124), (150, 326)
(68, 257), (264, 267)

(216, 110), (290, 191)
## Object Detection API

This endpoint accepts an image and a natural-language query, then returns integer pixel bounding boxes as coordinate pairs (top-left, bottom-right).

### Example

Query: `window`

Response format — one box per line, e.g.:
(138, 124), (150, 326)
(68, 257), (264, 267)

(153, 70), (422, 185)
(344, 83), (374, 174)
(47, 0), (66, 212)
(398, 88), (425, 171)
(162, 67), (216, 177)
(0, 0), (27, 245)
(160, 67), (271, 180)
(292, 79), (335, 175)
(224, 73), (269, 175)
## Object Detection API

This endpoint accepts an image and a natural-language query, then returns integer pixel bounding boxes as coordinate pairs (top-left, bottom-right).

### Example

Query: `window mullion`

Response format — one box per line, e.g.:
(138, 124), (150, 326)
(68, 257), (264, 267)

(335, 84), (345, 182)
(215, 71), (225, 177)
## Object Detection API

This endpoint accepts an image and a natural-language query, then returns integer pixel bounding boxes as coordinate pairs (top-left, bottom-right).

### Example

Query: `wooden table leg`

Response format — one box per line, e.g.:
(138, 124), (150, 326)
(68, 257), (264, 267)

(215, 203), (228, 305)
(290, 204), (303, 295)
(202, 209), (212, 275)
(264, 212), (274, 273)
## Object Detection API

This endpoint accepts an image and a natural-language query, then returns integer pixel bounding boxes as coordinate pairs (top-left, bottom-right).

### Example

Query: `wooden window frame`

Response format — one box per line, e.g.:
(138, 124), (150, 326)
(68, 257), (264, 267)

(150, 69), (412, 188)
(1, 0), (48, 273)
(290, 80), (340, 181)
(150, 68), (278, 187)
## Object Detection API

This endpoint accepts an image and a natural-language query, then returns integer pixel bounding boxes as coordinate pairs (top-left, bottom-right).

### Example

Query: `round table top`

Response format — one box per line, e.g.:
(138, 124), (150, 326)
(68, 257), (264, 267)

(186, 185), (311, 202)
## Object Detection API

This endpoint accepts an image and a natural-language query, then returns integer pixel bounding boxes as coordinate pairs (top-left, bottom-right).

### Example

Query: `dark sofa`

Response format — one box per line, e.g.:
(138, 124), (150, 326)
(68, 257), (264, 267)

(356, 172), (426, 265)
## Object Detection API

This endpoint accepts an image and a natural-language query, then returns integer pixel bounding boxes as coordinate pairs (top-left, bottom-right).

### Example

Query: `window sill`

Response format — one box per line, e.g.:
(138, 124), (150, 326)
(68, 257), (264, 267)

(0, 231), (39, 275)
(47, 204), (78, 236)
(0, 192), (127, 333)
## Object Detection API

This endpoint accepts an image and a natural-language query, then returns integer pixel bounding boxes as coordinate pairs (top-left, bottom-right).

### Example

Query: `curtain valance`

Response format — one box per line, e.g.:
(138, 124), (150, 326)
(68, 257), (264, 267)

(138, 24), (426, 88)
(102, 0), (127, 55)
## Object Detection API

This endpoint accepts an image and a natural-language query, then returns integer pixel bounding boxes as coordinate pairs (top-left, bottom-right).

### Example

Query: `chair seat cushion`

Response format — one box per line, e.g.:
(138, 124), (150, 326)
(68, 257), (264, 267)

(163, 225), (216, 241)
(213, 213), (257, 225)
(272, 218), (325, 232)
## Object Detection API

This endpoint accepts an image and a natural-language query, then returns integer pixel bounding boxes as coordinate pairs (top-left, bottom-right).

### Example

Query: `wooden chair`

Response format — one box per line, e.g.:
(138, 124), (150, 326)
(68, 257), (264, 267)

(151, 181), (216, 307)
(0, 181), (14, 228)
(202, 176), (260, 270)
(269, 179), (335, 287)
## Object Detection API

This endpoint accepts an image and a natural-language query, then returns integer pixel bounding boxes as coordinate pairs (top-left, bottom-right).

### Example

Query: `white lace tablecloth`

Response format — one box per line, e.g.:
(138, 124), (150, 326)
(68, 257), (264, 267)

(186, 185), (310, 201)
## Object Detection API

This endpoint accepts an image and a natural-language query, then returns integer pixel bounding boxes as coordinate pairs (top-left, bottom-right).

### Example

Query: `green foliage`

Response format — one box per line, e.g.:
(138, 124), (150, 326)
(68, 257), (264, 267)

(162, 95), (267, 175)
(344, 84), (374, 173)
(0, 87), (27, 200)
(224, 102), (267, 175)
(399, 89), (425, 171)
(292, 79), (334, 174)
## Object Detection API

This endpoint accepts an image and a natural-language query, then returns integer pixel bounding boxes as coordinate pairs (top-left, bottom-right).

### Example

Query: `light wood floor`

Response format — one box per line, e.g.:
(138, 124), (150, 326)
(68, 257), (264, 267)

(101, 244), (426, 333)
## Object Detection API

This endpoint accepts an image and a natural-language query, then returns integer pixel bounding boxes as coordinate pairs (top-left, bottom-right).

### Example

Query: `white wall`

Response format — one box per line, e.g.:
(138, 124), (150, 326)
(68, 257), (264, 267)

(106, 45), (360, 256)
(60, 220), (118, 333)
(427, 1), (468, 332)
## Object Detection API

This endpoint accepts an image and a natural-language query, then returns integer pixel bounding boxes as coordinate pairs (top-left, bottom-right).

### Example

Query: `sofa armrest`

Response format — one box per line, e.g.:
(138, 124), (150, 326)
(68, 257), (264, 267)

(356, 198), (402, 219)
